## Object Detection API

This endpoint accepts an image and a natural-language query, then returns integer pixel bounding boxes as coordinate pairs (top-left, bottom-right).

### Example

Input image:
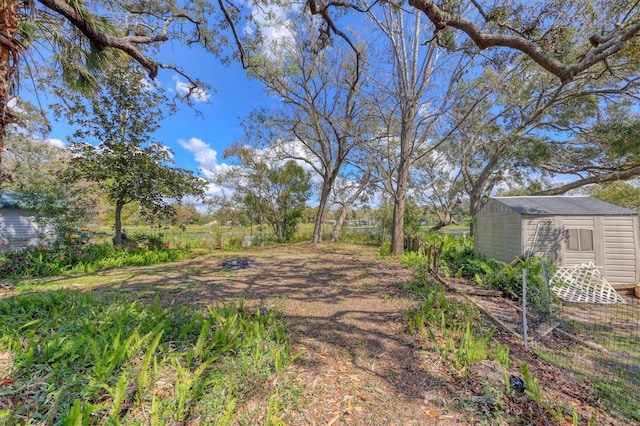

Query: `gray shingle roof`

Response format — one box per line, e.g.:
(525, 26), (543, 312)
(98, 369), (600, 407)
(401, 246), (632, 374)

(493, 196), (637, 216)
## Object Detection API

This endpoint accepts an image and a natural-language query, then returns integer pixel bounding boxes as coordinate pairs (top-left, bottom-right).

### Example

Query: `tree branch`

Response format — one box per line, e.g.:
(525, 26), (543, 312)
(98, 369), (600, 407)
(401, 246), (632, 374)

(407, 0), (640, 83)
(308, 0), (362, 91)
(217, 0), (248, 68)
(534, 166), (640, 195)
(37, 0), (170, 78)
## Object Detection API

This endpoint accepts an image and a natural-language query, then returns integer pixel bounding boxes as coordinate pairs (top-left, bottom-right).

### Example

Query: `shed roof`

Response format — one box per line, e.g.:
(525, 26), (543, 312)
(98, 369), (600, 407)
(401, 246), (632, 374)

(493, 196), (637, 216)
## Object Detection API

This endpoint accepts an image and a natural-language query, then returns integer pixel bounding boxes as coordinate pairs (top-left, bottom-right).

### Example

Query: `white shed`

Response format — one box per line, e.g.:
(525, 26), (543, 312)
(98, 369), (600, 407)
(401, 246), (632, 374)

(0, 191), (53, 250)
(474, 196), (640, 285)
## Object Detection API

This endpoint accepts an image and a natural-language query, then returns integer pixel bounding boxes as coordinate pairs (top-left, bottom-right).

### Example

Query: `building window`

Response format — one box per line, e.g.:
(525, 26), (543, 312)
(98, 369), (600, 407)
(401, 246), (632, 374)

(567, 229), (594, 251)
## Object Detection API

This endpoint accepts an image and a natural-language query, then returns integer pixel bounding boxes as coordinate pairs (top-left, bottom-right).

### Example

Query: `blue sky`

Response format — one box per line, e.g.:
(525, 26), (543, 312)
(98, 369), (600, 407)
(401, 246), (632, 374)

(26, 4), (365, 210)
(41, 45), (276, 202)
(34, 1), (312, 209)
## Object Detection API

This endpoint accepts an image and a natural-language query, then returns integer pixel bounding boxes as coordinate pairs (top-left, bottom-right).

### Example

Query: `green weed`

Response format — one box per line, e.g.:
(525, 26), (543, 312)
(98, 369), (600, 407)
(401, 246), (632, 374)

(453, 324), (493, 376)
(403, 281), (493, 377)
(265, 388), (286, 426)
(0, 291), (292, 424)
(0, 242), (194, 280)
(521, 362), (542, 406)
(494, 341), (510, 368)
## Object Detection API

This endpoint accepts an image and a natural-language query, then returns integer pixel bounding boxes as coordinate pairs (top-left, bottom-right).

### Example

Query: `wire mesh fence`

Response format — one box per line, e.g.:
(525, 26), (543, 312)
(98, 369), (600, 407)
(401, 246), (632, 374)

(524, 264), (640, 420)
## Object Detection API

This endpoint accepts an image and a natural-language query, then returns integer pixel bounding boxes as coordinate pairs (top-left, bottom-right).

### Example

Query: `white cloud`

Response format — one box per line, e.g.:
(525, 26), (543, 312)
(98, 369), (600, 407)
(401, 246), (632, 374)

(46, 138), (65, 148)
(178, 137), (221, 178)
(243, 2), (301, 59)
(173, 77), (210, 102)
(177, 137), (235, 202)
(174, 138), (225, 212)
(272, 141), (325, 192)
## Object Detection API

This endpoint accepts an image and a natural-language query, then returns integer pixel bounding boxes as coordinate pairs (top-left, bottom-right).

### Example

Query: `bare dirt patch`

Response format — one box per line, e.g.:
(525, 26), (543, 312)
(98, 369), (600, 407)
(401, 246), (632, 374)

(12, 243), (626, 424)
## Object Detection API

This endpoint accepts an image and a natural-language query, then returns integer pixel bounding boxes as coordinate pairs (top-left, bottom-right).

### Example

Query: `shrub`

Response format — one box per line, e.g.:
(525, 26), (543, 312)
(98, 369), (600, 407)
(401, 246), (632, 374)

(455, 258), (495, 285)
(378, 241), (391, 256)
(125, 233), (168, 250)
(0, 242), (193, 279)
(404, 234), (555, 317)
(0, 243), (86, 278)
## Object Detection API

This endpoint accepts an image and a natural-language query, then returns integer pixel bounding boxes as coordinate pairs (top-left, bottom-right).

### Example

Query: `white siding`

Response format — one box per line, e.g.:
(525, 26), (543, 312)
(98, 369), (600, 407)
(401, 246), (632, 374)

(522, 216), (564, 264)
(602, 216), (640, 284)
(0, 209), (51, 249)
(474, 199), (522, 263)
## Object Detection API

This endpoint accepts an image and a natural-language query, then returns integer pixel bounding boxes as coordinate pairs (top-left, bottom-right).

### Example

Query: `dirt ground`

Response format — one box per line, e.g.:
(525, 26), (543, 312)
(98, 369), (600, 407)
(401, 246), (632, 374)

(14, 243), (628, 425)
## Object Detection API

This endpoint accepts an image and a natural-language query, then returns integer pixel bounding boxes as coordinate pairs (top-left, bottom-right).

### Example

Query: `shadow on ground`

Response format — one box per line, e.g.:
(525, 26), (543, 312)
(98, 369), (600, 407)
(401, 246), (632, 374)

(11, 243), (459, 424)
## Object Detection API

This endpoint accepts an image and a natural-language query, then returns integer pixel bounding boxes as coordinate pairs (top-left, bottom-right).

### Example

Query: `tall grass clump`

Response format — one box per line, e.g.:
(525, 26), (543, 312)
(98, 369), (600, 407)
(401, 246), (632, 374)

(0, 291), (292, 424)
(403, 280), (494, 378)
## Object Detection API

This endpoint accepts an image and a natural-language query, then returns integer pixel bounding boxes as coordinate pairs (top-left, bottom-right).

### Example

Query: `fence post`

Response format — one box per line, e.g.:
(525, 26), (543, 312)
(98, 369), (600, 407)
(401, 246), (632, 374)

(522, 269), (529, 351)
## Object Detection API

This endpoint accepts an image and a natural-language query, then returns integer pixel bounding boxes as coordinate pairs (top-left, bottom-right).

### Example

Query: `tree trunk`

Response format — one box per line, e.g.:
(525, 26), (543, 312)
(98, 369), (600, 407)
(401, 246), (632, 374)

(391, 157), (409, 255)
(112, 200), (125, 245)
(0, 1), (29, 192)
(331, 204), (350, 242)
(271, 211), (285, 242)
(331, 174), (371, 242)
(0, 76), (6, 188)
(259, 212), (265, 245)
(311, 169), (341, 244)
(311, 183), (331, 243)
(469, 188), (482, 217)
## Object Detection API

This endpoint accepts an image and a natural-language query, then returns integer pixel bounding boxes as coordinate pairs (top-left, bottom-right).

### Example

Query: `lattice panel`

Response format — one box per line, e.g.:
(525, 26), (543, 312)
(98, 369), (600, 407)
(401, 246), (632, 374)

(550, 262), (626, 304)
